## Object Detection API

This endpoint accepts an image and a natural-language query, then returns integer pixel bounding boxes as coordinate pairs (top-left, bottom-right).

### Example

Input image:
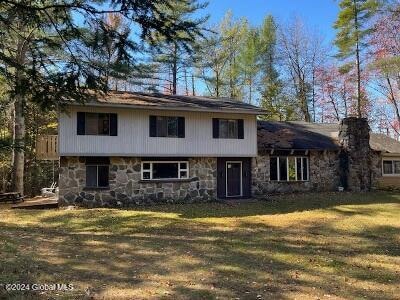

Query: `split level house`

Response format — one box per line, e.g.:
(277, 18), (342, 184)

(49, 91), (400, 207)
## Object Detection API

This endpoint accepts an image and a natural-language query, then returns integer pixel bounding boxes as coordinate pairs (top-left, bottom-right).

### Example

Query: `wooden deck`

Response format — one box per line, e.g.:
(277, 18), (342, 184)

(11, 196), (58, 209)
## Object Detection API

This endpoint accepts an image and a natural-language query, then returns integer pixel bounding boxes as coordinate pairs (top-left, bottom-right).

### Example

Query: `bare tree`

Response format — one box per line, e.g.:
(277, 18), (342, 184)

(278, 17), (326, 122)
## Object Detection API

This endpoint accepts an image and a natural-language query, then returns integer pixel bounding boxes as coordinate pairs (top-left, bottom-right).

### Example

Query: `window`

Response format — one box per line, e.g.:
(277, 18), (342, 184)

(77, 112), (117, 136)
(149, 116), (185, 138)
(141, 161), (189, 180)
(85, 157), (110, 188)
(212, 118), (244, 139)
(382, 160), (400, 176)
(270, 156), (309, 181)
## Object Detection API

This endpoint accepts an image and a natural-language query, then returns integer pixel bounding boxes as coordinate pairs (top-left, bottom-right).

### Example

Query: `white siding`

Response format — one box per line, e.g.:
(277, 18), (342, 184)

(59, 106), (258, 157)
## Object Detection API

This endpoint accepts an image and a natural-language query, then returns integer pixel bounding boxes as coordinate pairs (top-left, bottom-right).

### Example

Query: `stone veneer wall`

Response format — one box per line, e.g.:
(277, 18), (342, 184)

(59, 157), (217, 207)
(251, 151), (341, 196)
(338, 118), (379, 191)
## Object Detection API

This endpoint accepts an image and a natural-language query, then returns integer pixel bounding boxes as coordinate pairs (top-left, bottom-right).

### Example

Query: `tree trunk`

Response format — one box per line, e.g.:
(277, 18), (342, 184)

(184, 68), (188, 95)
(11, 39), (27, 195)
(12, 89), (25, 194)
(354, 0), (362, 118)
(191, 73), (195, 96)
(216, 71), (220, 97)
(312, 69), (316, 122)
(172, 43), (178, 95)
(386, 76), (400, 126)
(249, 77), (252, 104)
(300, 80), (311, 122)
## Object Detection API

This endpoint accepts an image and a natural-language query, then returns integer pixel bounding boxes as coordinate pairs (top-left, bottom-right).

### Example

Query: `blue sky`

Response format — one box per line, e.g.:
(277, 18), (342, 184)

(201, 0), (339, 43)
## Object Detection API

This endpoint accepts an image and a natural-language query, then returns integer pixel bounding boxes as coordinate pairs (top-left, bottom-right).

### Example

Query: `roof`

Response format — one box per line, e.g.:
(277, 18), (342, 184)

(71, 91), (265, 114)
(257, 121), (400, 154)
(257, 121), (340, 151)
(370, 133), (400, 154)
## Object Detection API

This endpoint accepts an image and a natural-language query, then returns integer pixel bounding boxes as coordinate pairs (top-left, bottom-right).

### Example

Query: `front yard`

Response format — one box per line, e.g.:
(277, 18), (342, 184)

(0, 192), (399, 299)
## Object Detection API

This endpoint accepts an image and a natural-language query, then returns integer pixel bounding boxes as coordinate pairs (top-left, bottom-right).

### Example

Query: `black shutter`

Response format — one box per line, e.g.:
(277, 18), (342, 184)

(77, 112), (85, 135)
(149, 116), (157, 137)
(178, 117), (185, 138)
(110, 113), (118, 136)
(212, 118), (219, 138)
(238, 119), (244, 139)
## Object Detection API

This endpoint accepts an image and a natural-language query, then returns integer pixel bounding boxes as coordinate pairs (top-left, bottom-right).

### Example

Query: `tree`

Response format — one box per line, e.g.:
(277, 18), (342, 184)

(238, 26), (259, 104)
(84, 13), (133, 91)
(316, 65), (356, 122)
(257, 15), (284, 120)
(370, 1), (400, 136)
(0, 0), (207, 194)
(198, 12), (248, 99)
(334, 0), (380, 117)
(219, 12), (247, 99)
(278, 17), (325, 122)
(148, 0), (207, 94)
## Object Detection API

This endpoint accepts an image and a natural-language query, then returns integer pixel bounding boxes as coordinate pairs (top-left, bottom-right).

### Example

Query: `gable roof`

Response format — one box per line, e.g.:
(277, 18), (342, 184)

(71, 91), (265, 114)
(257, 121), (400, 154)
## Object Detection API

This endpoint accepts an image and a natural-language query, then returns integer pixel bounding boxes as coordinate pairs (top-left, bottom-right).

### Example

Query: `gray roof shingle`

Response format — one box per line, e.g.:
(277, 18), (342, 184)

(257, 121), (400, 154)
(82, 91), (265, 114)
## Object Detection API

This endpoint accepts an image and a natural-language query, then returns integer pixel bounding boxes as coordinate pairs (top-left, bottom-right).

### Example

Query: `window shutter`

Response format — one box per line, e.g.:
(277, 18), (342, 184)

(77, 112), (85, 135)
(238, 119), (244, 139)
(178, 117), (185, 138)
(110, 113), (118, 136)
(212, 118), (219, 138)
(149, 116), (157, 137)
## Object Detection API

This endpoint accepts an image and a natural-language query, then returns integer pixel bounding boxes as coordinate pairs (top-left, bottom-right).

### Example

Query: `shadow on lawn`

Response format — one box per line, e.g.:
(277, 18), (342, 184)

(134, 191), (400, 219)
(1, 201), (399, 299)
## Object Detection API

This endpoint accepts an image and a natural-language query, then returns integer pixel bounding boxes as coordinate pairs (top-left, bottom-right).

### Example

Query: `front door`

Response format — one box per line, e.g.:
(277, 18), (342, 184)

(226, 161), (242, 197)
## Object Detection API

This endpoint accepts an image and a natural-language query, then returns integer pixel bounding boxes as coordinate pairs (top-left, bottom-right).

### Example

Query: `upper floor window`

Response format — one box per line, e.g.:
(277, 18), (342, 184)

(85, 157), (110, 188)
(213, 118), (244, 139)
(77, 112), (117, 136)
(270, 156), (309, 181)
(149, 116), (185, 138)
(382, 160), (400, 176)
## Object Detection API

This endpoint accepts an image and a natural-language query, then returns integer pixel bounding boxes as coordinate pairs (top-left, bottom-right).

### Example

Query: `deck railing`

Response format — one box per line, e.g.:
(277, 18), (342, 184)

(36, 135), (59, 160)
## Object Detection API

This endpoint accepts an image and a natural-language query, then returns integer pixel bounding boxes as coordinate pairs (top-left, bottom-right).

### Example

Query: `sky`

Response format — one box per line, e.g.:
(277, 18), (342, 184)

(201, 0), (339, 43)
(190, 0), (340, 97)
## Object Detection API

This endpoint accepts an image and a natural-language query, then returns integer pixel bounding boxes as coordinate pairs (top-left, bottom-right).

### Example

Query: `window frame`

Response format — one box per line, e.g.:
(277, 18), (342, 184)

(382, 159), (400, 176)
(85, 164), (110, 188)
(77, 112), (117, 136)
(218, 119), (239, 139)
(141, 161), (189, 181)
(150, 116), (185, 138)
(84, 112), (111, 136)
(270, 156), (309, 182)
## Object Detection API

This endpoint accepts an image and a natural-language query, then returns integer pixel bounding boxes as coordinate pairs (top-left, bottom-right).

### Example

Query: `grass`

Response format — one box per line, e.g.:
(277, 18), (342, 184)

(0, 192), (399, 299)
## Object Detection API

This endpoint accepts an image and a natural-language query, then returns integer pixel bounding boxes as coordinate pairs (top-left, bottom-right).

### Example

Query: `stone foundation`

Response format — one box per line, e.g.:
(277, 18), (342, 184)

(59, 157), (217, 207)
(252, 151), (340, 196)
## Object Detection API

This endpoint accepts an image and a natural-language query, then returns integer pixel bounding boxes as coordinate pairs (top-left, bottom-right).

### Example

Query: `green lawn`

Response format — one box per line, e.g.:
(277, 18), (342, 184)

(1, 192), (399, 299)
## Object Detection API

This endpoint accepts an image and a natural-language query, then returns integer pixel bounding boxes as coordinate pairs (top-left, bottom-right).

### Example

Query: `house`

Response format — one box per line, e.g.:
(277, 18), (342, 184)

(55, 92), (400, 207)
(254, 120), (400, 195)
(58, 92), (264, 206)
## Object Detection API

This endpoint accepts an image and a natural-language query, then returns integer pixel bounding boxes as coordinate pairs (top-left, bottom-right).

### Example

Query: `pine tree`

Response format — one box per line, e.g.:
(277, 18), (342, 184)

(334, 0), (380, 117)
(149, 0), (207, 94)
(0, 0), (207, 194)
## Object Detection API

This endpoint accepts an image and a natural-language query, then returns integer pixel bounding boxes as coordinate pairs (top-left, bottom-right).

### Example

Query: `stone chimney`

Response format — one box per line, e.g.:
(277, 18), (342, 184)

(338, 117), (372, 191)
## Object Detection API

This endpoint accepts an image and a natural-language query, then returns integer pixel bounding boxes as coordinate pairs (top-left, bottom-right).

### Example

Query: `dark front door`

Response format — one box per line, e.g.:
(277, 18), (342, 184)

(217, 158), (251, 199)
(226, 162), (242, 197)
